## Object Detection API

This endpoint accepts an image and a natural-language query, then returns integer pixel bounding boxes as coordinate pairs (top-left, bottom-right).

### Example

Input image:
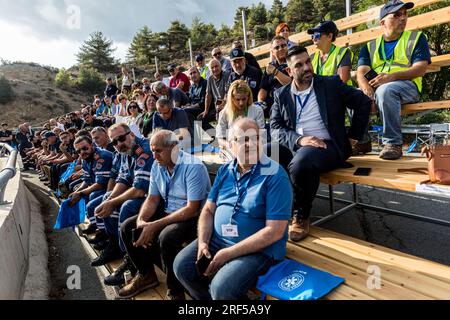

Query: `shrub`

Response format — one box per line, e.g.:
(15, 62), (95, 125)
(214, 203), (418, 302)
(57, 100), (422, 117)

(76, 66), (104, 94)
(0, 75), (14, 104)
(55, 68), (74, 90)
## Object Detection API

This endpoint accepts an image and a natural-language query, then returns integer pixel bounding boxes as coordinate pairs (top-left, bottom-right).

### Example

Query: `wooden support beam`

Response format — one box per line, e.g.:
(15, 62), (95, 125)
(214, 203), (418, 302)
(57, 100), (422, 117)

(402, 100), (450, 115)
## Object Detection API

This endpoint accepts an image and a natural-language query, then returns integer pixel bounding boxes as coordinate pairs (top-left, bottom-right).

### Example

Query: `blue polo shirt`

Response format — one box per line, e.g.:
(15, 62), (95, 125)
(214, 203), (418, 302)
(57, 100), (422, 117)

(116, 137), (154, 192)
(110, 152), (121, 181)
(208, 156), (293, 260)
(152, 107), (189, 132)
(82, 147), (114, 187)
(149, 151), (211, 213)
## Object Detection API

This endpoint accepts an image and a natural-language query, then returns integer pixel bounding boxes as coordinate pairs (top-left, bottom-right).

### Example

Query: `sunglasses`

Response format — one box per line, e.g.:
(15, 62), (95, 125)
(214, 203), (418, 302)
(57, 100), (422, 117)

(168, 68), (175, 73)
(75, 146), (89, 154)
(112, 131), (131, 146)
(311, 32), (322, 41)
(129, 104), (139, 109)
(273, 44), (288, 51)
(213, 52), (222, 57)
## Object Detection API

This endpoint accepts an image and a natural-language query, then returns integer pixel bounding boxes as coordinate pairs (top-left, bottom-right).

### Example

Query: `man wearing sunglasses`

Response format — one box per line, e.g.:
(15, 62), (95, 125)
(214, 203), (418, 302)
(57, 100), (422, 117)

(68, 135), (114, 239)
(357, 0), (430, 160)
(258, 36), (292, 117)
(92, 124), (154, 273)
(211, 47), (232, 73)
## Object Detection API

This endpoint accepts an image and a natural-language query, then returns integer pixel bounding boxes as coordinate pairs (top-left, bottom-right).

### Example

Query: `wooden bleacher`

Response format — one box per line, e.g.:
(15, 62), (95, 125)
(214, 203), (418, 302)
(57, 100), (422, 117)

(248, 0), (450, 116)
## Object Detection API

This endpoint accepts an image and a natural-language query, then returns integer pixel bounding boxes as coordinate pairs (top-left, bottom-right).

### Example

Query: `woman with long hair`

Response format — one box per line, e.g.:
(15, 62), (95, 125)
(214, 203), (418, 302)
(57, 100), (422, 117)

(137, 93), (157, 138)
(216, 80), (265, 150)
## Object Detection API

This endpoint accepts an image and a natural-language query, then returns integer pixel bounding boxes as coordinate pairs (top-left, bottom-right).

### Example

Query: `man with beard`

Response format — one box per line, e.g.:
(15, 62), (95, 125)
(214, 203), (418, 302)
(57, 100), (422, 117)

(92, 124), (154, 279)
(270, 45), (371, 242)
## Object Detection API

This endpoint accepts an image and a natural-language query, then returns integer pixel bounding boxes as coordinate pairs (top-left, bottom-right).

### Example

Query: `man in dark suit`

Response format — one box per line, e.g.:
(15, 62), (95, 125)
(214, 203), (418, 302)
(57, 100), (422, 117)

(270, 46), (371, 241)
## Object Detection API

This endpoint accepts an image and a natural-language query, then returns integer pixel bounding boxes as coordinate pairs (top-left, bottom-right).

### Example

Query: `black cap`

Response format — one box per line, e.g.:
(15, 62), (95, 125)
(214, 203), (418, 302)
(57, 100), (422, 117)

(229, 48), (245, 61)
(307, 20), (338, 36)
(106, 77), (112, 81)
(380, 0), (414, 20)
(195, 54), (204, 62)
(44, 131), (56, 139)
(167, 64), (177, 71)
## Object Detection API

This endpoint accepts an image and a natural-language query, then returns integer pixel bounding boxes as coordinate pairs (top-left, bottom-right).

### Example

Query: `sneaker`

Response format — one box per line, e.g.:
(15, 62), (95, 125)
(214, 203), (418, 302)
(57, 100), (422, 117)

(93, 239), (109, 251)
(352, 140), (372, 156)
(104, 255), (136, 286)
(91, 243), (123, 267)
(117, 271), (159, 299)
(379, 144), (403, 160)
(81, 223), (98, 235)
(87, 230), (107, 244)
(289, 217), (310, 242)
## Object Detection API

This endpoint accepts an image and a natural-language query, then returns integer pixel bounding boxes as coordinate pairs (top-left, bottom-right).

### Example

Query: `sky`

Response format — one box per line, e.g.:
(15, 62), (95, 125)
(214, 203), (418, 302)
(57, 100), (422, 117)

(0, 0), (286, 69)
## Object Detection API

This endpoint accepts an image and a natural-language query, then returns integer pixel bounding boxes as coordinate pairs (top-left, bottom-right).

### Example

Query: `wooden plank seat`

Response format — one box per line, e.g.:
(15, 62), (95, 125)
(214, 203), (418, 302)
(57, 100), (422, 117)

(402, 100), (450, 115)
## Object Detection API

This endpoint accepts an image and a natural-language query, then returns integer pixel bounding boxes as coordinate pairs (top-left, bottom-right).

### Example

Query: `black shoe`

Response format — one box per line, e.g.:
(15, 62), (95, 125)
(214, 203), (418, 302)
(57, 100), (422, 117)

(93, 239), (109, 251)
(87, 231), (108, 244)
(81, 223), (98, 235)
(104, 255), (137, 286)
(91, 243), (123, 267)
(352, 140), (372, 156)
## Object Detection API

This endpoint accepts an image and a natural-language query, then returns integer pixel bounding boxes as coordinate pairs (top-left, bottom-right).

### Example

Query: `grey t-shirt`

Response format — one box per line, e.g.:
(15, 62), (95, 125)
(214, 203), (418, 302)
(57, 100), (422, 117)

(206, 71), (230, 103)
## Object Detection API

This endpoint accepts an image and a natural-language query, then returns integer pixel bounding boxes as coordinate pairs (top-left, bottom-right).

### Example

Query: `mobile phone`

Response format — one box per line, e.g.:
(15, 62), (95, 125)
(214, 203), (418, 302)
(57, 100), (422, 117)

(132, 228), (143, 243)
(216, 99), (223, 105)
(364, 69), (378, 82)
(195, 254), (212, 276)
(353, 167), (371, 176)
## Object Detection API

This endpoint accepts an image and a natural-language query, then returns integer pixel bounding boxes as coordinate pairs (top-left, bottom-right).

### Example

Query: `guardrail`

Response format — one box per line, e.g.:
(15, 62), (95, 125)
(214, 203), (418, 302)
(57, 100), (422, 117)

(0, 143), (18, 205)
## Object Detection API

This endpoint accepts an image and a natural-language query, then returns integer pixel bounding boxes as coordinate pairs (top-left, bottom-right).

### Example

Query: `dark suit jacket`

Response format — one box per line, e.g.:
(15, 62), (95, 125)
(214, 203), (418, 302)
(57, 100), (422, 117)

(270, 75), (371, 163)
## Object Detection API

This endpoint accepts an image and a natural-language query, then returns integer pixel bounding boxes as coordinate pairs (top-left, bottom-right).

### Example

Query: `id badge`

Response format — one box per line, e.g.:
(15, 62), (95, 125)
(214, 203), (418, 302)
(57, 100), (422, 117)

(297, 127), (304, 136)
(221, 224), (239, 237)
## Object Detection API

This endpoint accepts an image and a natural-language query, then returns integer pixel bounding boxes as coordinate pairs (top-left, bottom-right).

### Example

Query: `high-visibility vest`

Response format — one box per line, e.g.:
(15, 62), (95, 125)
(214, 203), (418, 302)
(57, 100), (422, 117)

(367, 30), (423, 92)
(311, 44), (354, 86)
(199, 65), (209, 79)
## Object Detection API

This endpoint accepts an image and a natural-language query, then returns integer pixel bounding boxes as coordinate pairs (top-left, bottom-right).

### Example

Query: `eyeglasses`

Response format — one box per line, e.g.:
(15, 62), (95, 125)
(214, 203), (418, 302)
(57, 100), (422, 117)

(75, 146), (89, 154)
(311, 32), (322, 41)
(273, 44), (288, 51)
(232, 135), (259, 144)
(213, 52), (222, 57)
(112, 131), (130, 146)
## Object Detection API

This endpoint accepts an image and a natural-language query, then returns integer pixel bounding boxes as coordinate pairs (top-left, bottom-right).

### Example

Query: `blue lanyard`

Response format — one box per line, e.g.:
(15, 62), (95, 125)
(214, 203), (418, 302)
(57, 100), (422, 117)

(295, 91), (312, 124)
(230, 164), (257, 222)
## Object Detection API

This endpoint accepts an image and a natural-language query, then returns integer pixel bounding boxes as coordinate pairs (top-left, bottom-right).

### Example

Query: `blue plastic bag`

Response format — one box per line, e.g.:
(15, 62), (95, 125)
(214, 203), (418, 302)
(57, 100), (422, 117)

(54, 198), (86, 230)
(256, 259), (345, 300)
(59, 161), (77, 184)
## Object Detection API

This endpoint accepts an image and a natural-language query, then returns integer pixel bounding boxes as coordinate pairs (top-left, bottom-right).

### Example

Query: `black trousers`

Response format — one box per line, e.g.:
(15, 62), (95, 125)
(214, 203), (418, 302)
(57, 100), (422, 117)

(267, 141), (341, 219)
(120, 210), (198, 295)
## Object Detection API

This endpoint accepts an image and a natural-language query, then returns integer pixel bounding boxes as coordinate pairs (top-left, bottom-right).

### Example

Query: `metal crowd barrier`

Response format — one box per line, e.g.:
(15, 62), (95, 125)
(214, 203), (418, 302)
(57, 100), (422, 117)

(0, 143), (18, 205)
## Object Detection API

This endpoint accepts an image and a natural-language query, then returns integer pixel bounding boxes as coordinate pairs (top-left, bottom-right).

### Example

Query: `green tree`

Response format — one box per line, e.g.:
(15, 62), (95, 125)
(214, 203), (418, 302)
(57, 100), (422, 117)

(190, 17), (218, 50)
(312, 0), (345, 21)
(269, 0), (285, 24)
(76, 66), (104, 94)
(248, 2), (268, 29)
(217, 24), (233, 44)
(232, 6), (250, 37)
(0, 75), (14, 104)
(166, 21), (190, 56)
(285, 0), (315, 30)
(55, 68), (74, 90)
(76, 31), (117, 72)
(127, 26), (154, 66)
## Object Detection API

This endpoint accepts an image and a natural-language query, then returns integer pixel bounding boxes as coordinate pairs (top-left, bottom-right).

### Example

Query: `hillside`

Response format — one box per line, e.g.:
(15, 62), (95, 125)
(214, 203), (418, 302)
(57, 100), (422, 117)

(0, 63), (91, 128)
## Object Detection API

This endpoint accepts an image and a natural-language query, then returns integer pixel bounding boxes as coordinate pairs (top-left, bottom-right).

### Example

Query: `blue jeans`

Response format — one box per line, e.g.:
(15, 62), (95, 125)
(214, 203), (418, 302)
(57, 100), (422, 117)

(375, 80), (419, 145)
(86, 190), (106, 230)
(173, 236), (276, 300)
(103, 195), (146, 252)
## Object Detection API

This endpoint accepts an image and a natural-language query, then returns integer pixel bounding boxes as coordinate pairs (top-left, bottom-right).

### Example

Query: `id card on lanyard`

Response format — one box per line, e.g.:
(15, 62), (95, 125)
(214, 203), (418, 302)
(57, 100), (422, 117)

(295, 91), (312, 136)
(221, 165), (257, 238)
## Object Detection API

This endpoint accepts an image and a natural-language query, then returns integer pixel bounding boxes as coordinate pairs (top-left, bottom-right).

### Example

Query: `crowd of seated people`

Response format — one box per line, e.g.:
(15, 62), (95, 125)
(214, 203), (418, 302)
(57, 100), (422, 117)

(6, 1), (431, 300)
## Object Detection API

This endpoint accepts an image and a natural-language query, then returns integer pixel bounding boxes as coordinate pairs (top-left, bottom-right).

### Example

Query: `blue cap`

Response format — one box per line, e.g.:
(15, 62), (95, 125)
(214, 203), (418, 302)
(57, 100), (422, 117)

(380, 0), (414, 20)
(307, 20), (338, 36)
(44, 131), (56, 139)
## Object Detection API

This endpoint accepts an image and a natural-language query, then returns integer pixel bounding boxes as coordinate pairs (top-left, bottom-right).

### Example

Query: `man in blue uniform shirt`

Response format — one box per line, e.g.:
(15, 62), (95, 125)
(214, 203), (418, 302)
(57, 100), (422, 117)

(174, 118), (293, 300)
(92, 123), (154, 268)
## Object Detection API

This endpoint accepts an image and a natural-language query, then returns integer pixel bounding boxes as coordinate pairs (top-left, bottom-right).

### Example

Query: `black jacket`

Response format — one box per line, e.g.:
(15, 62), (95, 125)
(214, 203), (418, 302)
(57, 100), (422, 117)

(270, 75), (371, 162)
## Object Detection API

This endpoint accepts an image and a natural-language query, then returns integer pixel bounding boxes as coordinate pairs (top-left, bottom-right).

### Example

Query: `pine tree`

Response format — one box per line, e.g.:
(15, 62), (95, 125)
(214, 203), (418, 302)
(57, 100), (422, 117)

(232, 6), (250, 37)
(190, 17), (218, 50)
(127, 26), (154, 66)
(269, 0), (285, 24)
(166, 21), (190, 56)
(285, 0), (316, 32)
(76, 31), (116, 72)
(248, 2), (268, 29)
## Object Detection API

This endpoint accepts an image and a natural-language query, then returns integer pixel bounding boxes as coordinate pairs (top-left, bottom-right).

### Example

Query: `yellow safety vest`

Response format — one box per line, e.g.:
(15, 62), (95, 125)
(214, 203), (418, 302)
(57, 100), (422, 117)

(311, 45), (354, 86)
(199, 65), (209, 79)
(367, 30), (422, 92)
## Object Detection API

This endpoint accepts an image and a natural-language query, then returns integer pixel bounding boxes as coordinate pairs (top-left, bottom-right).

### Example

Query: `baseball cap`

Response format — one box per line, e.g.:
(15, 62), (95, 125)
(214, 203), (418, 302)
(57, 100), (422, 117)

(195, 54), (204, 62)
(1, 123), (7, 126)
(229, 48), (245, 61)
(44, 131), (56, 139)
(380, 0), (414, 20)
(307, 20), (338, 36)
(167, 64), (177, 71)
